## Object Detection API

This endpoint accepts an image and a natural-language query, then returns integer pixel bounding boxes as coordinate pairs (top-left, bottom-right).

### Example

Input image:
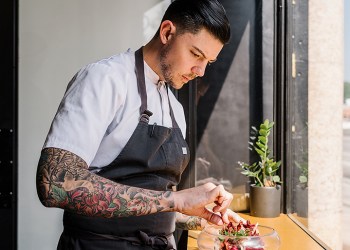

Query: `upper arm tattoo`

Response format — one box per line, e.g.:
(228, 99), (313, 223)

(36, 147), (174, 218)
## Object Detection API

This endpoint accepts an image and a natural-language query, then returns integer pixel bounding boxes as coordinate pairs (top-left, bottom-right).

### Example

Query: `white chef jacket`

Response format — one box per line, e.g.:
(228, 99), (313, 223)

(43, 49), (187, 168)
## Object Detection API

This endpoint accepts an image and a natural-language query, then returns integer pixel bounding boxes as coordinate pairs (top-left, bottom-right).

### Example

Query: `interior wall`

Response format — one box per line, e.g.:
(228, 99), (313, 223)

(18, 1), (164, 249)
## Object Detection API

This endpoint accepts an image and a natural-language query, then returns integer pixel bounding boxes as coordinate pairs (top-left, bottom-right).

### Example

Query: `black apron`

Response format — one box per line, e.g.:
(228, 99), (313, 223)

(57, 48), (190, 250)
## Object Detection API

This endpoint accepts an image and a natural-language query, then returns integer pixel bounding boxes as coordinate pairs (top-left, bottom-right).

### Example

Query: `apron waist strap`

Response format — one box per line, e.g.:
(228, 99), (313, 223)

(64, 225), (175, 250)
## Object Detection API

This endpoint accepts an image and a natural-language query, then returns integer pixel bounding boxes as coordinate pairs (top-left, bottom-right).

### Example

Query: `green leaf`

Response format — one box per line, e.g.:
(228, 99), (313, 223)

(254, 170), (261, 175)
(254, 147), (264, 156)
(275, 161), (281, 168)
(272, 175), (281, 182)
(248, 173), (258, 177)
(258, 136), (267, 143)
(256, 141), (266, 151)
(267, 159), (275, 165)
(259, 129), (267, 136)
(299, 176), (308, 183)
(260, 123), (268, 130)
(269, 162), (276, 168)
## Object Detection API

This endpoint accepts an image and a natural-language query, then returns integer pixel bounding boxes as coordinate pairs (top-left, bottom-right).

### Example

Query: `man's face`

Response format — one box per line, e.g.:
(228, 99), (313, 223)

(159, 28), (224, 89)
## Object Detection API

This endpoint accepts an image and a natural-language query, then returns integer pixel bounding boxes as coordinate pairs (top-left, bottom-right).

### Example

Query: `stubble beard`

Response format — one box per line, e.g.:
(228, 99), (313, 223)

(160, 43), (175, 88)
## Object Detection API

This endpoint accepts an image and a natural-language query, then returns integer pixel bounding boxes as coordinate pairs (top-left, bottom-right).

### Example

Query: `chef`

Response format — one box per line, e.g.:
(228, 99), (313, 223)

(36, 0), (244, 249)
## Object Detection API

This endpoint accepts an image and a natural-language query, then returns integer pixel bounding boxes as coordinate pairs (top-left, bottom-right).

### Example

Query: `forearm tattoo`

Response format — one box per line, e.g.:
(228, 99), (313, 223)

(176, 213), (203, 230)
(36, 147), (174, 218)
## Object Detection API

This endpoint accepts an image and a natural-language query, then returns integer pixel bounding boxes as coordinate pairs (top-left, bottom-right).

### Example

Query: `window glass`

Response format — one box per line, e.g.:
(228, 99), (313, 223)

(194, 1), (269, 212)
(288, 1), (309, 222)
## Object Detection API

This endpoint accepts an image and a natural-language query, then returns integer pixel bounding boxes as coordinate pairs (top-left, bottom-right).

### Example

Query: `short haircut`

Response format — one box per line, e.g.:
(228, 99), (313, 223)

(158, 0), (231, 44)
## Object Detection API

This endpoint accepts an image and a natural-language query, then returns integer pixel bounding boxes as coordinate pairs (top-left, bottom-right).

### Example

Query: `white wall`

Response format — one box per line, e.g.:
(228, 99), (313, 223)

(18, 1), (168, 249)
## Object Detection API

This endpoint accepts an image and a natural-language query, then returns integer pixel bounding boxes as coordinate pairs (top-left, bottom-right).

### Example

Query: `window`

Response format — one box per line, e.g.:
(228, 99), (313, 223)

(179, 0), (275, 210)
(179, 1), (342, 248)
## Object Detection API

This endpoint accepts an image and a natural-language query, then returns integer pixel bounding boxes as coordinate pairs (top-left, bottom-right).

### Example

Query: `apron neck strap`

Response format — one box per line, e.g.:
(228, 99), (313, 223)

(135, 47), (149, 116)
(135, 47), (179, 128)
(165, 84), (180, 129)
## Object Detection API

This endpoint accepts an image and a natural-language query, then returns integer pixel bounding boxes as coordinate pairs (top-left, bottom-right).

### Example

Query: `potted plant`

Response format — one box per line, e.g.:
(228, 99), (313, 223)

(238, 119), (282, 218)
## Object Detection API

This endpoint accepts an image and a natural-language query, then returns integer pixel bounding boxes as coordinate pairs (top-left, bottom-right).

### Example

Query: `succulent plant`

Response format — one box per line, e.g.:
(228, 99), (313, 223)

(238, 119), (281, 187)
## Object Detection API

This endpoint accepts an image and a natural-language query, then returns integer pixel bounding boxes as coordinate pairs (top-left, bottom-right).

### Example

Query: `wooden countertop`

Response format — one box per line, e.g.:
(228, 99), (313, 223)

(188, 213), (329, 250)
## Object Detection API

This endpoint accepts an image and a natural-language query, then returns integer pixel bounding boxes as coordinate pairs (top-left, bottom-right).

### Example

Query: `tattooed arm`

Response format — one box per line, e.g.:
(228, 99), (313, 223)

(36, 147), (175, 218)
(175, 213), (205, 230)
(36, 147), (236, 223)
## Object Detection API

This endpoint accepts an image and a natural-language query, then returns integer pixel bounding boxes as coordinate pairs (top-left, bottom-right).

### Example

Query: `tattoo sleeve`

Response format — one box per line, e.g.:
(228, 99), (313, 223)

(175, 212), (205, 230)
(36, 147), (175, 218)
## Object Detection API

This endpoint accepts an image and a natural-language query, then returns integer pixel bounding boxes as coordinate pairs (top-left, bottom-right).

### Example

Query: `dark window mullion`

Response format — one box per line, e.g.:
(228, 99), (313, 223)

(0, 0), (18, 249)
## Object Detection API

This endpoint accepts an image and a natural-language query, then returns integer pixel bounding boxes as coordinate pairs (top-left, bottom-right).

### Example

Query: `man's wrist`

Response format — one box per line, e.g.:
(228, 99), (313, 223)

(168, 190), (179, 212)
(175, 213), (204, 230)
(159, 190), (176, 212)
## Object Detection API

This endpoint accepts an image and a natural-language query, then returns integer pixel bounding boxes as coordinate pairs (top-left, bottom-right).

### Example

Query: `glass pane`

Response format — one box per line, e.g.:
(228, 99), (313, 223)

(289, 84), (308, 221)
(287, 1), (309, 227)
(194, 0), (267, 212)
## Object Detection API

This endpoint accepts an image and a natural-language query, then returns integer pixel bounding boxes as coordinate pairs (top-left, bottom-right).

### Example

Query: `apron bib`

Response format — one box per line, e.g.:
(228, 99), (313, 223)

(57, 48), (190, 250)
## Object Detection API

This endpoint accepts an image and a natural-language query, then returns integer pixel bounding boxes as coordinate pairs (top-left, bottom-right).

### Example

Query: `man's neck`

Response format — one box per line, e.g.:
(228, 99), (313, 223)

(143, 40), (164, 81)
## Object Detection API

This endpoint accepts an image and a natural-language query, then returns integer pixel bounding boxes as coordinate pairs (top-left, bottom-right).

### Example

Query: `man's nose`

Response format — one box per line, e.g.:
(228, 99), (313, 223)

(191, 65), (206, 77)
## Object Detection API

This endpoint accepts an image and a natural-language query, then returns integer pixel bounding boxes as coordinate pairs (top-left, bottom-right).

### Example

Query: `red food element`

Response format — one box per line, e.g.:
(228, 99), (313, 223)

(220, 220), (259, 237)
(219, 221), (263, 250)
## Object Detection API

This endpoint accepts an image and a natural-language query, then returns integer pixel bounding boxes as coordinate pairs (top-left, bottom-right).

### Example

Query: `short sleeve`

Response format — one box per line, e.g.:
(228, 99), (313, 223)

(43, 62), (127, 165)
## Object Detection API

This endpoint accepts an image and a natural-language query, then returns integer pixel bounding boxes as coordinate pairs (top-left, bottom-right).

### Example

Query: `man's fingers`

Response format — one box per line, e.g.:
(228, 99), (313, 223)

(230, 211), (246, 223)
(228, 209), (246, 223)
(173, 182), (235, 224)
(210, 184), (233, 213)
(201, 208), (246, 226)
(220, 211), (230, 224)
(219, 209), (247, 225)
(202, 208), (224, 225)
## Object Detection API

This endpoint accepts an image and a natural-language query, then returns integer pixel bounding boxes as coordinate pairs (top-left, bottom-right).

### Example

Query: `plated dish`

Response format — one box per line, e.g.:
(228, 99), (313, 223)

(197, 221), (280, 250)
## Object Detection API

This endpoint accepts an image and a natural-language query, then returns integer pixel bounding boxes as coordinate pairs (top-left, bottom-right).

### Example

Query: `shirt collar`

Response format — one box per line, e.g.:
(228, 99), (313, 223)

(144, 61), (160, 84)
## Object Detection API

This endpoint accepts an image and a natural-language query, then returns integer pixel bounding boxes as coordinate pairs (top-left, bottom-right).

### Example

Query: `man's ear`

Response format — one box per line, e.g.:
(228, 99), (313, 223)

(159, 20), (176, 44)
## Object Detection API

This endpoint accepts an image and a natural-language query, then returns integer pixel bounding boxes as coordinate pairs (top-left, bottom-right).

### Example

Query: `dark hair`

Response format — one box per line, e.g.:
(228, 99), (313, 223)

(159, 0), (230, 44)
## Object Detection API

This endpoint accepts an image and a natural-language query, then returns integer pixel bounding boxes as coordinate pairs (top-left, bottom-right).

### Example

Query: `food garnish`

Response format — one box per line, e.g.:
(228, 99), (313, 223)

(218, 221), (263, 250)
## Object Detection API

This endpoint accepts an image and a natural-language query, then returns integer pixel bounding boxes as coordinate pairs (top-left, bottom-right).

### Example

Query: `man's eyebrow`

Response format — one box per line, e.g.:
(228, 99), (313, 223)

(192, 46), (217, 63)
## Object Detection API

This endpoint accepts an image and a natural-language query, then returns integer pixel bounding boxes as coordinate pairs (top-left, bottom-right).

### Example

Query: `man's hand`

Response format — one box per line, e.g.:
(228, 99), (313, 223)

(221, 209), (247, 225)
(173, 182), (233, 225)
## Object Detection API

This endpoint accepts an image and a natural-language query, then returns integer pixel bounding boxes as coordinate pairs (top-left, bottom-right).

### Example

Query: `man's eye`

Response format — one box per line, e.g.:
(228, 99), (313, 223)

(191, 51), (200, 58)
